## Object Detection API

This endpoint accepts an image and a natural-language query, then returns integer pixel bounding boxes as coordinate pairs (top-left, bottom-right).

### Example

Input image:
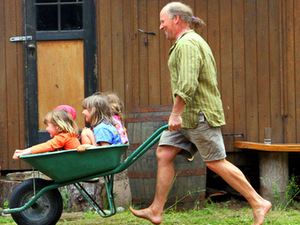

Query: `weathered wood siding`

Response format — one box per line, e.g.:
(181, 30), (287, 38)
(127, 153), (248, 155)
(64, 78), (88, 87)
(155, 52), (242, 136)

(283, 0), (300, 143)
(96, 0), (300, 151)
(0, 0), (299, 170)
(0, 0), (27, 170)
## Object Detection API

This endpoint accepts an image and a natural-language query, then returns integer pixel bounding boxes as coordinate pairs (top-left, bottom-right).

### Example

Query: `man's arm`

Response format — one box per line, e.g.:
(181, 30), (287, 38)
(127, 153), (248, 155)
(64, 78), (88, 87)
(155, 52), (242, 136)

(169, 95), (185, 132)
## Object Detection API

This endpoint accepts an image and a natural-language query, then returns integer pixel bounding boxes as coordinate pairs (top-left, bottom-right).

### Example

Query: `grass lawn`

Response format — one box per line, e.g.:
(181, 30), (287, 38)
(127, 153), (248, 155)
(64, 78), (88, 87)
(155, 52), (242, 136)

(1, 199), (300, 225)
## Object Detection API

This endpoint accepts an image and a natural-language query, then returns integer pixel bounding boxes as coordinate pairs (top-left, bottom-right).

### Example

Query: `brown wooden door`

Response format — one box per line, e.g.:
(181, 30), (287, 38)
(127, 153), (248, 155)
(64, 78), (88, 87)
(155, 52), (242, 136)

(37, 40), (85, 130)
(25, 0), (96, 145)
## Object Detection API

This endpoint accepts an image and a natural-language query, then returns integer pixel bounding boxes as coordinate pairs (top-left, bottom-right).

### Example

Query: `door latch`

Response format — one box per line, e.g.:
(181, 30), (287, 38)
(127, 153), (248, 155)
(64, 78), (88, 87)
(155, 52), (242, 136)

(138, 29), (156, 46)
(10, 36), (32, 42)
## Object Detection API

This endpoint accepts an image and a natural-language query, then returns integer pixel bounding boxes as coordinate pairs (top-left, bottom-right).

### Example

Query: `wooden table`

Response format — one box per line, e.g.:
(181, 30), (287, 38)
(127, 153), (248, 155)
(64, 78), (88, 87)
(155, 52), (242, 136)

(234, 141), (300, 201)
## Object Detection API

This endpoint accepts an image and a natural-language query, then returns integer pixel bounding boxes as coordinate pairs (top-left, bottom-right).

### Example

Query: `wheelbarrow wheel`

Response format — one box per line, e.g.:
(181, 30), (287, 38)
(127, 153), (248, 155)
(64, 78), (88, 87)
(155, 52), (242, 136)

(9, 178), (63, 225)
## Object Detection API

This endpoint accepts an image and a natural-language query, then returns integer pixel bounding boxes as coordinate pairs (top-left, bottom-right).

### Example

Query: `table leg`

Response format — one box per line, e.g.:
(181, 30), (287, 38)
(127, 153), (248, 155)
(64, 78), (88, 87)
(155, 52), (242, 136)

(259, 152), (289, 202)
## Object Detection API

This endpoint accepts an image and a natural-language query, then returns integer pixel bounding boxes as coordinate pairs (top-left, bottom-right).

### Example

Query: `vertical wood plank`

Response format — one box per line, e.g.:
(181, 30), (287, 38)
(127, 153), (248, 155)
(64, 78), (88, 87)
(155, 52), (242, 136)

(98, 0), (113, 92)
(269, 0), (283, 143)
(283, 0), (296, 142)
(207, 0), (221, 89)
(245, 0), (258, 142)
(0, 0), (8, 169)
(138, 0), (149, 106)
(159, 0), (172, 105)
(16, 0), (28, 169)
(183, 0), (194, 12)
(123, 0), (133, 117)
(232, 0), (246, 147)
(111, 0), (125, 98)
(257, 0), (270, 143)
(147, 0), (160, 105)
(195, 0), (208, 41)
(5, 0), (21, 169)
(219, 0), (234, 152)
(295, 0), (300, 142)
(132, 0), (140, 107)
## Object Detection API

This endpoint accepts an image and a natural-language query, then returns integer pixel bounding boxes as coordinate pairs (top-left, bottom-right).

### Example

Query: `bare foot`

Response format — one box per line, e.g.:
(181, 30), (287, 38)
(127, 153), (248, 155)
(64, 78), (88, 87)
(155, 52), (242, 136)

(129, 206), (162, 224)
(252, 200), (272, 225)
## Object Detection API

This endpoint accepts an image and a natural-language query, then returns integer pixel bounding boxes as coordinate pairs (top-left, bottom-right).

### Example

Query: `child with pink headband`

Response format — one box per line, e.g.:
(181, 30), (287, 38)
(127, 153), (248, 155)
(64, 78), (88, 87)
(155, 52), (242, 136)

(55, 105), (76, 120)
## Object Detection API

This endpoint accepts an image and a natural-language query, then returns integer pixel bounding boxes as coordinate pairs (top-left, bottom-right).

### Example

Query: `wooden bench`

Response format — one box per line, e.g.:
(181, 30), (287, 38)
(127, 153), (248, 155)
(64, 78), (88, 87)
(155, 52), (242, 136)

(234, 141), (300, 201)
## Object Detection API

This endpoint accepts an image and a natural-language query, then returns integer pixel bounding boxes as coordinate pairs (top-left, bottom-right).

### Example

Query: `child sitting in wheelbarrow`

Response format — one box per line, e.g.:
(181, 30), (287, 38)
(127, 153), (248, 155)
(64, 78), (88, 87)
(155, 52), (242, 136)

(105, 92), (129, 144)
(77, 92), (123, 151)
(13, 109), (80, 159)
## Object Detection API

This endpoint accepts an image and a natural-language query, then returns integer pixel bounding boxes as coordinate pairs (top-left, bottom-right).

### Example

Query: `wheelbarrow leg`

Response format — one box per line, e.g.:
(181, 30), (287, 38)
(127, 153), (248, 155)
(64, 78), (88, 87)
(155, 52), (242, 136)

(74, 174), (116, 218)
(103, 175), (116, 216)
(74, 183), (107, 217)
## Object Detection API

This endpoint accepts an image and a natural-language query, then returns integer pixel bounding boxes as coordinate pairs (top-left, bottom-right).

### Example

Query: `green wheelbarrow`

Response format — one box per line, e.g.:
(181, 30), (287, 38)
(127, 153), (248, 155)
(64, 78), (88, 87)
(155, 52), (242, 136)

(3, 124), (168, 225)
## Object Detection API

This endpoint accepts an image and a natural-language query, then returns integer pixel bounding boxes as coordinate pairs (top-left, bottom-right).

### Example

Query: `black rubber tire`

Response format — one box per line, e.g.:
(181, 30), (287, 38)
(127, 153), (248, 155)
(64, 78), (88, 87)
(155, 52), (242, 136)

(9, 178), (63, 225)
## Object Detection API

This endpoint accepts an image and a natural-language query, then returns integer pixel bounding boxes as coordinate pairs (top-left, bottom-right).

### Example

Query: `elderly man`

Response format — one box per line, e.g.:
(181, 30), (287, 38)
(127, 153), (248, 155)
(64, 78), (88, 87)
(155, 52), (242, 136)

(130, 2), (271, 225)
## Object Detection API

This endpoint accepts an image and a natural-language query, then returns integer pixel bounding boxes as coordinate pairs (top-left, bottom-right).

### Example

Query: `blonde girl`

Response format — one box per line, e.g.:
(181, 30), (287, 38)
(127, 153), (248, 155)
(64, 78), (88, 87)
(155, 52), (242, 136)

(78, 93), (122, 151)
(13, 109), (80, 159)
(105, 92), (129, 144)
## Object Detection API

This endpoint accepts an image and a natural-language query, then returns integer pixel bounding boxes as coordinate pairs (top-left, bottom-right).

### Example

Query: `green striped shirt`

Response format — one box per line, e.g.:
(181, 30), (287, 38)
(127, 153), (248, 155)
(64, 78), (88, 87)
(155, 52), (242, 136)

(168, 30), (226, 128)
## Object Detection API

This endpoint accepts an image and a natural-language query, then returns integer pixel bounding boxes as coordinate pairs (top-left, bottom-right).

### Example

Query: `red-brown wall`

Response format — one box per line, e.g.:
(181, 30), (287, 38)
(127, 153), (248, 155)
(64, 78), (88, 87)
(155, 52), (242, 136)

(0, 0), (299, 170)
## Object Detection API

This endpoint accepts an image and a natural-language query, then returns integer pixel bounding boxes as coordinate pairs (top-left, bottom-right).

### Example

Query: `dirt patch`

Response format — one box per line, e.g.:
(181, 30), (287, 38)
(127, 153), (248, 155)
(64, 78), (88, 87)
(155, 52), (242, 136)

(207, 194), (250, 210)
(60, 212), (84, 220)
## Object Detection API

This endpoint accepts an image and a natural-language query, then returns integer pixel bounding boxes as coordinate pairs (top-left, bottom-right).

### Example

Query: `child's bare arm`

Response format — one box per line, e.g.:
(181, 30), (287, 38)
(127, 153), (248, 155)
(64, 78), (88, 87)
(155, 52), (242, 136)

(13, 148), (32, 160)
(81, 127), (97, 145)
(77, 144), (93, 152)
(77, 142), (110, 152)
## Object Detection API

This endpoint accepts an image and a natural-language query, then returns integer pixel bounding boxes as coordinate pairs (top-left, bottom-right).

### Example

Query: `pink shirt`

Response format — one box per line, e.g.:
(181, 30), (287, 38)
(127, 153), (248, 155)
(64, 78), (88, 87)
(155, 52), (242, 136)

(112, 115), (129, 144)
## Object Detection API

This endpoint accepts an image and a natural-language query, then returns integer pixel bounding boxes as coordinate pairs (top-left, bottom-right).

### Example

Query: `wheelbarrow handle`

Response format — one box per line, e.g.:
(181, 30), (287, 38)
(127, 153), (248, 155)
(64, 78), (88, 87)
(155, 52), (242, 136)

(114, 124), (169, 173)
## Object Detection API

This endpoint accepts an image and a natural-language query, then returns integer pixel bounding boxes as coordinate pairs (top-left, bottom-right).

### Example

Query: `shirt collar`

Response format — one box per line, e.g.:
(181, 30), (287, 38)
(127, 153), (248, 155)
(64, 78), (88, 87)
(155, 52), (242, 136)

(169, 29), (194, 55)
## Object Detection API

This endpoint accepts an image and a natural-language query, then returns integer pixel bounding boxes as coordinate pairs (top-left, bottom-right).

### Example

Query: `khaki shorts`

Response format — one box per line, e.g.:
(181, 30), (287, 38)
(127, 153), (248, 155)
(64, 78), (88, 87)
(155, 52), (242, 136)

(158, 112), (226, 162)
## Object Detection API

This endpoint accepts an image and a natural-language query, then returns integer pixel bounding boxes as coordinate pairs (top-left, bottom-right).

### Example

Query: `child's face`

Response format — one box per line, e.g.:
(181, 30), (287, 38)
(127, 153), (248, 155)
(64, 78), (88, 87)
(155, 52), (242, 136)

(46, 122), (59, 138)
(82, 109), (91, 123)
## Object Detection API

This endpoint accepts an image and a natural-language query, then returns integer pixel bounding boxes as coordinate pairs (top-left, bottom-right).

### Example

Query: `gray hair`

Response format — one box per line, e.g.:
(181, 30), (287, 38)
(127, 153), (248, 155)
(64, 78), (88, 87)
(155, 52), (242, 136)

(164, 2), (205, 28)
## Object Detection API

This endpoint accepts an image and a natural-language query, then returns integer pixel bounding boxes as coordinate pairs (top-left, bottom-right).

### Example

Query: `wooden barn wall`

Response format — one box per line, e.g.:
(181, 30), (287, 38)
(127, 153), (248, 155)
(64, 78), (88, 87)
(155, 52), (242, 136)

(0, 0), (26, 170)
(96, 0), (300, 164)
(96, 0), (133, 115)
(0, 0), (299, 171)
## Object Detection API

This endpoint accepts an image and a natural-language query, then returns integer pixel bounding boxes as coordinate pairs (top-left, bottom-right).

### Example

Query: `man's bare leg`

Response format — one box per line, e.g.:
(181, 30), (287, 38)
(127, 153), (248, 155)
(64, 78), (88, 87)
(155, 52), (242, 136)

(206, 159), (271, 225)
(129, 145), (181, 224)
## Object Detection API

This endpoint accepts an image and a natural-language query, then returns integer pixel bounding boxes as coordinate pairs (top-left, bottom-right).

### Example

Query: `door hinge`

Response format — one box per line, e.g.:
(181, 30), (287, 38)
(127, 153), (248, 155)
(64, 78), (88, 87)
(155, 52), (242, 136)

(10, 36), (32, 42)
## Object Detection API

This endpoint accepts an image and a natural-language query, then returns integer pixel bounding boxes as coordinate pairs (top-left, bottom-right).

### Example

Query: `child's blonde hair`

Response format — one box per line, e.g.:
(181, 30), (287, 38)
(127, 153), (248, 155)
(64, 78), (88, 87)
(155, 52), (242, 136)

(106, 92), (125, 123)
(43, 109), (79, 136)
(82, 92), (113, 127)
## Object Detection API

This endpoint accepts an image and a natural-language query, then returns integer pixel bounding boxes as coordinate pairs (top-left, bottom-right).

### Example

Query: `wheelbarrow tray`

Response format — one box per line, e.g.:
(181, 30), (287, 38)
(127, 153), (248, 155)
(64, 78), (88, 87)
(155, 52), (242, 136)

(4, 125), (168, 221)
(20, 144), (128, 183)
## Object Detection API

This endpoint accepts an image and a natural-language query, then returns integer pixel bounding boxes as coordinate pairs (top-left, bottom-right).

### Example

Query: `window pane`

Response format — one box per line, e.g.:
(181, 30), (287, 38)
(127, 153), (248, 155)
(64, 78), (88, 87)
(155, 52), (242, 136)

(36, 5), (58, 31)
(61, 4), (83, 30)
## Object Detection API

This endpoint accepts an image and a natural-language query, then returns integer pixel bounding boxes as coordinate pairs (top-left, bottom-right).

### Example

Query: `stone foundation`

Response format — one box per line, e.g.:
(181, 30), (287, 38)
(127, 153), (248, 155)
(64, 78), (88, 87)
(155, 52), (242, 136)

(0, 170), (132, 212)
(0, 178), (21, 208)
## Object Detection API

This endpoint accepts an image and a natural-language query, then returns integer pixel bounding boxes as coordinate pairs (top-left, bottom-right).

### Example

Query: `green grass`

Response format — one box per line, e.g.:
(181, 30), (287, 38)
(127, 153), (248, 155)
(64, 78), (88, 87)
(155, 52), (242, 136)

(2, 201), (300, 225)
